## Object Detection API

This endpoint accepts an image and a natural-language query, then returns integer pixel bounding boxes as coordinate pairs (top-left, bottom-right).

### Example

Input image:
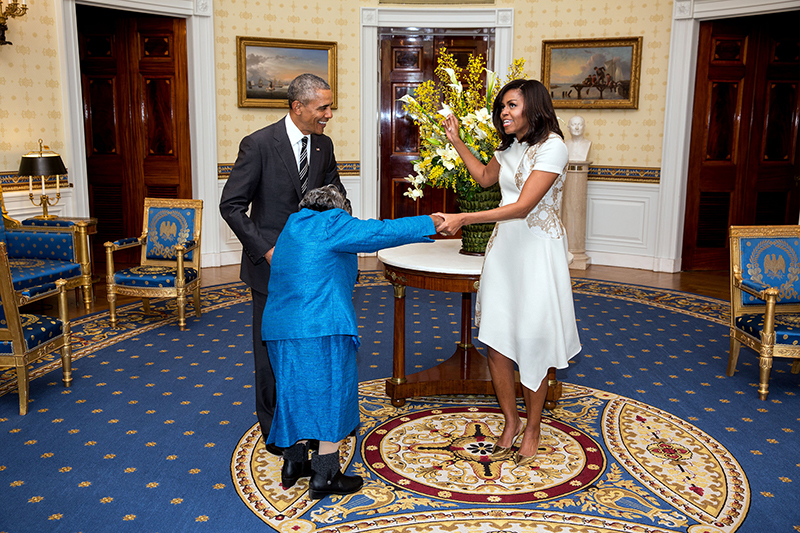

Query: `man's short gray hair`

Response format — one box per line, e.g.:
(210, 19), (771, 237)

(288, 73), (331, 106)
(300, 184), (351, 214)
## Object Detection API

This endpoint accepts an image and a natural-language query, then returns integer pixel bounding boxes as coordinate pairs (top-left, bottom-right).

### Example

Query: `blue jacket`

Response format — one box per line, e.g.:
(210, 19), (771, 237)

(262, 209), (435, 344)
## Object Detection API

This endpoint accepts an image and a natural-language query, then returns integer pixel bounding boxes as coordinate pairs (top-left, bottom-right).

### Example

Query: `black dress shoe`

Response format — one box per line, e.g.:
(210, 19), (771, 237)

(264, 442), (284, 457)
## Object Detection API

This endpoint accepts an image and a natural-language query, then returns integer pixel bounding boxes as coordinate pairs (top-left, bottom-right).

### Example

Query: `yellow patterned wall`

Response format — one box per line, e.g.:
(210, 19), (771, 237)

(213, 0), (364, 163)
(214, 0), (672, 167)
(0, 1), (673, 171)
(0, 0), (65, 171)
(510, 0), (672, 167)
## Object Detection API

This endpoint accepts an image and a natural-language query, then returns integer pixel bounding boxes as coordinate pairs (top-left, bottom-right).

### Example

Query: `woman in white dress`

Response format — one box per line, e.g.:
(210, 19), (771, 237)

(435, 79), (581, 466)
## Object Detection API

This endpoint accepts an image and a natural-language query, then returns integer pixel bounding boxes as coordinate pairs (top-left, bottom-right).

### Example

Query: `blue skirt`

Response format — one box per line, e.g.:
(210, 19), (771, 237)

(265, 335), (359, 447)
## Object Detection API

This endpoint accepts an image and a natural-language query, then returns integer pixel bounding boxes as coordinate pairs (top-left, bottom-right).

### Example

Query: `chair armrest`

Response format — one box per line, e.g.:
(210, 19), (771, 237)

(105, 236), (145, 252)
(732, 272), (773, 300)
(179, 240), (198, 253)
(17, 280), (64, 306)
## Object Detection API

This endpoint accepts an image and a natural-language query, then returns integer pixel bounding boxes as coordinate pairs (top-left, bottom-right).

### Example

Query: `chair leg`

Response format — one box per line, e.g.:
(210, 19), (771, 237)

(58, 285), (73, 388)
(107, 286), (118, 328)
(791, 359), (800, 375)
(177, 293), (187, 331)
(193, 287), (201, 318)
(727, 336), (741, 376)
(758, 351), (772, 401)
(142, 298), (151, 314)
(16, 362), (29, 416)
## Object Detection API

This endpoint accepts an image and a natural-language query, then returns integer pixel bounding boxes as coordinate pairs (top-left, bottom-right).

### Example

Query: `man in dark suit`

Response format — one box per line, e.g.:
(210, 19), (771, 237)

(219, 74), (345, 455)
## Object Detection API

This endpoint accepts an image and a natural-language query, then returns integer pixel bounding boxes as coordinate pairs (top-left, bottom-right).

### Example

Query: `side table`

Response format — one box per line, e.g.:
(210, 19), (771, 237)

(378, 240), (561, 408)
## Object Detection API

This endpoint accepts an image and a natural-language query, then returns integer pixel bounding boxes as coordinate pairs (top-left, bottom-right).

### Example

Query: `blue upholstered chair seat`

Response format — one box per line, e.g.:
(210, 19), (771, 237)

(8, 258), (82, 291)
(113, 266), (198, 288)
(0, 313), (64, 354)
(735, 314), (800, 345)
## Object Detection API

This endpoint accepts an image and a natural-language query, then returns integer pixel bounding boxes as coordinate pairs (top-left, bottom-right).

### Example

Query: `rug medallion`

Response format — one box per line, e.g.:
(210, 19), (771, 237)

(231, 379), (748, 532)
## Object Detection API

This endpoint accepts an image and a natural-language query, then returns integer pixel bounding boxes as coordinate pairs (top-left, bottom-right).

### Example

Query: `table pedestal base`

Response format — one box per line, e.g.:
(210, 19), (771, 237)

(383, 265), (560, 409)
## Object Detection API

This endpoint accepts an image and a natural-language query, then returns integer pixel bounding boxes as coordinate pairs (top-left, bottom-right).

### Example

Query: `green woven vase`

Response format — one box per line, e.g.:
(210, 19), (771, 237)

(457, 183), (501, 255)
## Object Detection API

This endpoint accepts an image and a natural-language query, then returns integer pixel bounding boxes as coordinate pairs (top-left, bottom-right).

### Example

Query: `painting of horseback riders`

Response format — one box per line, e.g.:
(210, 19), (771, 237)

(236, 37), (338, 109)
(541, 37), (642, 109)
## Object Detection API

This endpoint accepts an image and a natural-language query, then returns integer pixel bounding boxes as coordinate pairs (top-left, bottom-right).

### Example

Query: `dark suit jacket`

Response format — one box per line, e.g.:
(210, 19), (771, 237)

(219, 118), (344, 293)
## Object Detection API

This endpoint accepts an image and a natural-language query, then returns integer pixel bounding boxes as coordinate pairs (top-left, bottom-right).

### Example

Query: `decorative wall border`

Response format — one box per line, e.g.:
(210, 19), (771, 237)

(0, 171), (70, 191)
(587, 166), (660, 184)
(4, 164), (658, 186)
(216, 163), (659, 183)
(217, 161), (361, 179)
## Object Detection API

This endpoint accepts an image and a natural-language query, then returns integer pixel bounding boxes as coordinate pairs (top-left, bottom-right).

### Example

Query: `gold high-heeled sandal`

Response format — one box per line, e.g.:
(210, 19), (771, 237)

(514, 452), (538, 467)
(491, 426), (522, 460)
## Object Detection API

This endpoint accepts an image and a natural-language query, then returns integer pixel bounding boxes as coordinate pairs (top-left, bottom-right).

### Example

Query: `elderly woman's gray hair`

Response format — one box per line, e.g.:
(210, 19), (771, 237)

(300, 185), (351, 214)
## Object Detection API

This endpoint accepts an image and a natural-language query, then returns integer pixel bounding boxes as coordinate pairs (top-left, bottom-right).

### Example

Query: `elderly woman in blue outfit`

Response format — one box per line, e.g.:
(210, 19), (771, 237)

(262, 185), (440, 499)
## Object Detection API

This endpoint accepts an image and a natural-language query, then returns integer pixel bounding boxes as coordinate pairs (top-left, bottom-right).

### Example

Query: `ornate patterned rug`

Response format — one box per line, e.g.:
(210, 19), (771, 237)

(1, 275), (796, 532)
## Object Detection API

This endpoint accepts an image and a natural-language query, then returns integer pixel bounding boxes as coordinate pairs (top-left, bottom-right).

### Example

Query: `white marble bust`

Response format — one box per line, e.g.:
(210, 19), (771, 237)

(565, 115), (592, 162)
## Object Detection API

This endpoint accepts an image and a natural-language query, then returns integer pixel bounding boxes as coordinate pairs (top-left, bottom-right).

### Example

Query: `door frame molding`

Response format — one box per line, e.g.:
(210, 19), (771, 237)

(360, 7), (514, 221)
(57, 0), (221, 265)
(656, 0), (800, 272)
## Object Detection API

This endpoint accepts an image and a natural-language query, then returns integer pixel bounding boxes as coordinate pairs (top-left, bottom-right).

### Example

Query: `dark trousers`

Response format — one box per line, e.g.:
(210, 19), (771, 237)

(251, 288), (277, 439)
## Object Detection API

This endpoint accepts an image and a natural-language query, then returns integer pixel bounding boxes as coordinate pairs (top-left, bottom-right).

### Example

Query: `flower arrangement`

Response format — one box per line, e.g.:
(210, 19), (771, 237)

(400, 49), (526, 201)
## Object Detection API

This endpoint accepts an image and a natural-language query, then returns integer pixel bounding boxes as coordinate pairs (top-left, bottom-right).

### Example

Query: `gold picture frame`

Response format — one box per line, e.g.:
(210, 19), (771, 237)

(541, 37), (642, 109)
(236, 37), (337, 109)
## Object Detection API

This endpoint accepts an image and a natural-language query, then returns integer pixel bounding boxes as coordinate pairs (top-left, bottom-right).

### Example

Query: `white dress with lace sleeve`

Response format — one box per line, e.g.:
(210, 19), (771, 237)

(475, 134), (581, 391)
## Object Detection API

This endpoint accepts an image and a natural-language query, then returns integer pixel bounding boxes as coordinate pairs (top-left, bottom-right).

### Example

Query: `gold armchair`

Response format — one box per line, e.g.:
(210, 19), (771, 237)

(104, 198), (203, 330)
(728, 225), (800, 400)
(0, 242), (72, 415)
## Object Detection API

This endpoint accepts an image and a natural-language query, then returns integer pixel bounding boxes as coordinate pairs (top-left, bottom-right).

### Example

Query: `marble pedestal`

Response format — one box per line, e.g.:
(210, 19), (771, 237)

(562, 161), (591, 270)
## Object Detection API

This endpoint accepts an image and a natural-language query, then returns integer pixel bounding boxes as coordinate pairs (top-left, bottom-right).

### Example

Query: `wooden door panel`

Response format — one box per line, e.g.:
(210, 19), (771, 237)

(683, 12), (800, 270)
(78, 5), (191, 271)
(379, 33), (488, 222)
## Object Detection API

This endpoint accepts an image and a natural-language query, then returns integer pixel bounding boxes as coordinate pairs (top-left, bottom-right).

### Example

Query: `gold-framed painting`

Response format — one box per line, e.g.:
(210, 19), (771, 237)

(236, 37), (337, 109)
(541, 37), (642, 109)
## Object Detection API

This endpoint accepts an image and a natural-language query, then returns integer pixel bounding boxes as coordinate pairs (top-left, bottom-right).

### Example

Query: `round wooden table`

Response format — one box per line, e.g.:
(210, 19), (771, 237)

(378, 239), (561, 408)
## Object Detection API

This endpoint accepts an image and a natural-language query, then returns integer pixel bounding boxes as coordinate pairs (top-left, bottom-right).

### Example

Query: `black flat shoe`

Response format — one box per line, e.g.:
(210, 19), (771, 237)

(308, 471), (363, 500)
(281, 458), (311, 489)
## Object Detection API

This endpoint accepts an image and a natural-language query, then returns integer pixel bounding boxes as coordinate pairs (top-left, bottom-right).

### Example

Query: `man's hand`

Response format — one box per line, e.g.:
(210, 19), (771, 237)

(265, 247), (274, 265)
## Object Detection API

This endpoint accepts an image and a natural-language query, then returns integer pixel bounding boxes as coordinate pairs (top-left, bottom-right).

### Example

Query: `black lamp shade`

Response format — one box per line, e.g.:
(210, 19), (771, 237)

(18, 153), (67, 177)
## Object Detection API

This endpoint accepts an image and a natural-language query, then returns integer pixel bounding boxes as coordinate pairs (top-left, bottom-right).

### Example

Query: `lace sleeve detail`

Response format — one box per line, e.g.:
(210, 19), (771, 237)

(519, 135), (569, 239)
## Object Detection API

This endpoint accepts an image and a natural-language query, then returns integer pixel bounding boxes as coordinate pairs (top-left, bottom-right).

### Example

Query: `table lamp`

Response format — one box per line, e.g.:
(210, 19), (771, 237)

(18, 139), (67, 220)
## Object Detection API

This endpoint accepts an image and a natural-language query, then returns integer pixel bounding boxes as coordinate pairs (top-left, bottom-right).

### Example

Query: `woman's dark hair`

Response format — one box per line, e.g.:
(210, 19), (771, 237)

(299, 184), (352, 214)
(492, 79), (563, 151)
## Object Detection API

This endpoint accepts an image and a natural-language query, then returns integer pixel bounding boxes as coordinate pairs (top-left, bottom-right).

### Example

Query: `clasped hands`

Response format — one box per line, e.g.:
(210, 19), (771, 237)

(430, 212), (463, 237)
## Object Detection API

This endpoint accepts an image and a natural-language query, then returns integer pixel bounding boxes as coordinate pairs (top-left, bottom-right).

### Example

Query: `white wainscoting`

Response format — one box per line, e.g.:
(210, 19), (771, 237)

(215, 175), (363, 267)
(3, 189), (77, 222)
(585, 181), (661, 270)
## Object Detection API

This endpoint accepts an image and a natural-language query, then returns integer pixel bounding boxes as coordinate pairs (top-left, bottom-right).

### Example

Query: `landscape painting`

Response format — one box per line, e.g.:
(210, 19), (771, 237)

(541, 37), (642, 109)
(237, 37), (337, 108)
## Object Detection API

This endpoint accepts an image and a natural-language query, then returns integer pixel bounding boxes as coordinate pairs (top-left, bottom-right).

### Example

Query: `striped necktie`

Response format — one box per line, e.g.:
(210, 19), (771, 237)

(299, 136), (309, 195)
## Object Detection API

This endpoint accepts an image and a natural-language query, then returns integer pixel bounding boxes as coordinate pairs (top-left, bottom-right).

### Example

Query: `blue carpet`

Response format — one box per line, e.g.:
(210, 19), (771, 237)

(0, 275), (797, 532)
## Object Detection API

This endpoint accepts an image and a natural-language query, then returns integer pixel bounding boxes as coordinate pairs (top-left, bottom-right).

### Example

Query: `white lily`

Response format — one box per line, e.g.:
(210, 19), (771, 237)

(475, 107), (492, 124)
(442, 67), (462, 95)
(461, 113), (478, 131)
(485, 68), (499, 95)
(436, 145), (459, 170)
(437, 103), (454, 118)
(404, 188), (424, 200)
